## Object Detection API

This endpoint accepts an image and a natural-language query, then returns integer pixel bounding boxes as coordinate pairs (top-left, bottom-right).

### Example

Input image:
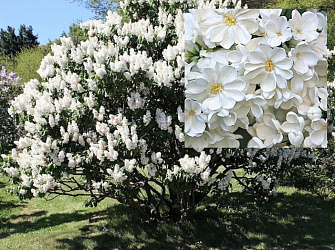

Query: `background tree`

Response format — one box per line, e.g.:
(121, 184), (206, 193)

(0, 25), (39, 69)
(0, 27), (19, 63)
(17, 25), (39, 51)
(69, 0), (118, 19)
(0, 25), (39, 58)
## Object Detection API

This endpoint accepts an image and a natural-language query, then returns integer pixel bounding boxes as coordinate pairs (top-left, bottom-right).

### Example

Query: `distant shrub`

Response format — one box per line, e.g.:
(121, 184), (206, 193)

(0, 66), (22, 153)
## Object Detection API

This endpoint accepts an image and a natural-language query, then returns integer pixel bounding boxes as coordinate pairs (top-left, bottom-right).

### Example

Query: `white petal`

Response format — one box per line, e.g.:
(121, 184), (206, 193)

(248, 51), (266, 64)
(218, 66), (237, 84)
(207, 24), (226, 42)
(294, 58), (308, 74)
(224, 89), (245, 102)
(234, 25), (251, 44)
(271, 47), (287, 62)
(245, 69), (266, 82)
(221, 92), (236, 110)
(250, 104), (263, 118)
(191, 116), (206, 134)
(291, 76), (304, 93)
(276, 74), (287, 89)
(260, 72), (276, 92)
(282, 122), (299, 133)
(224, 79), (246, 91)
(228, 50), (242, 62)
(288, 131), (304, 146)
(247, 137), (265, 148)
(220, 27), (235, 49)
(275, 67), (293, 80)
(256, 124), (275, 140)
(202, 95), (221, 111)
(202, 68), (215, 84)
(310, 129), (326, 146)
(274, 58), (293, 70)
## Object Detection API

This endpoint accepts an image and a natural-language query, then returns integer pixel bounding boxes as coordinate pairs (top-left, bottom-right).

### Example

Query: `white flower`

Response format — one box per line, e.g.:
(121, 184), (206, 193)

(155, 108), (172, 130)
(266, 16), (292, 47)
(143, 110), (152, 126)
(281, 111), (305, 133)
(207, 110), (237, 132)
(107, 165), (127, 182)
(255, 113), (283, 147)
(290, 68), (314, 93)
(124, 159), (136, 172)
(307, 106), (322, 120)
(289, 10), (319, 42)
(297, 87), (320, 115)
(185, 99), (206, 137)
(127, 92), (144, 110)
(281, 112), (305, 146)
(187, 64), (246, 112)
(245, 94), (267, 118)
(309, 118), (327, 147)
(288, 131), (304, 147)
(244, 44), (293, 92)
(198, 9), (259, 49)
(227, 45), (248, 72)
(290, 43), (319, 74)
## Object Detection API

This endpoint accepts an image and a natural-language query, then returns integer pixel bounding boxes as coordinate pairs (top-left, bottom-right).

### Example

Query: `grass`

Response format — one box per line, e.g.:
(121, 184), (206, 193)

(1, 176), (334, 249)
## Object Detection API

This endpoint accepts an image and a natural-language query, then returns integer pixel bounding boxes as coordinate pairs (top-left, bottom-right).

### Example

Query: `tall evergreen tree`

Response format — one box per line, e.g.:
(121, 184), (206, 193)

(0, 25), (39, 60)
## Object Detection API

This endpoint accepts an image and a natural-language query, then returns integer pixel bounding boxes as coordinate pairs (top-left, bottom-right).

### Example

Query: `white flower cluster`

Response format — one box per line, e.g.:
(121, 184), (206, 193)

(185, 9), (328, 149)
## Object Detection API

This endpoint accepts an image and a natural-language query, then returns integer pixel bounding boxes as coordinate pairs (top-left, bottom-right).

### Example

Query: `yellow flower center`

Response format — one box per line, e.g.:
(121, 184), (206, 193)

(323, 124), (327, 130)
(189, 109), (195, 116)
(261, 32), (266, 37)
(224, 14), (236, 26)
(210, 83), (223, 94)
(277, 32), (282, 36)
(265, 59), (274, 72)
(296, 29), (301, 34)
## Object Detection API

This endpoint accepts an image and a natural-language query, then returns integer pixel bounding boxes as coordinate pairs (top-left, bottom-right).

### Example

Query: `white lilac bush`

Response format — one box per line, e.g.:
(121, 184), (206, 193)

(185, 9), (328, 149)
(0, 1), (323, 220)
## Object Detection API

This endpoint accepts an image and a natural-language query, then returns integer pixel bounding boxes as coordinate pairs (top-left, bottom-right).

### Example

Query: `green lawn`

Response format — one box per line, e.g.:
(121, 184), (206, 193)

(0, 176), (334, 249)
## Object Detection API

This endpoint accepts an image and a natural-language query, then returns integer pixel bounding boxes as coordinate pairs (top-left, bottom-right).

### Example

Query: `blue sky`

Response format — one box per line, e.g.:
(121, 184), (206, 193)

(0, 0), (96, 45)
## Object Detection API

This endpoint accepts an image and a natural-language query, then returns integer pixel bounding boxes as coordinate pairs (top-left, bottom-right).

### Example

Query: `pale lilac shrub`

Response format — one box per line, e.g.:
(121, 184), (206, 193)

(0, 66), (22, 153)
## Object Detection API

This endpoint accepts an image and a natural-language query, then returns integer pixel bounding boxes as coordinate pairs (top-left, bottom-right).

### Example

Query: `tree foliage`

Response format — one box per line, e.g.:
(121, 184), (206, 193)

(67, 23), (89, 44)
(15, 46), (50, 83)
(0, 25), (39, 60)
(69, 0), (118, 19)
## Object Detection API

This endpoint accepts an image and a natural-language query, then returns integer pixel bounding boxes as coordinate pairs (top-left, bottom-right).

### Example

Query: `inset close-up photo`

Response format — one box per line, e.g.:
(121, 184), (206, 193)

(185, 9), (328, 149)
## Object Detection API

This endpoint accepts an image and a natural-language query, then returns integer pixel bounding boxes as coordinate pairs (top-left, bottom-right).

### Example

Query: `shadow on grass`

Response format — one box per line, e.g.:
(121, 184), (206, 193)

(0, 180), (26, 225)
(1, 177), (333, 249)
(0, 208), (106, 240)
(55, 190), (335, 250)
